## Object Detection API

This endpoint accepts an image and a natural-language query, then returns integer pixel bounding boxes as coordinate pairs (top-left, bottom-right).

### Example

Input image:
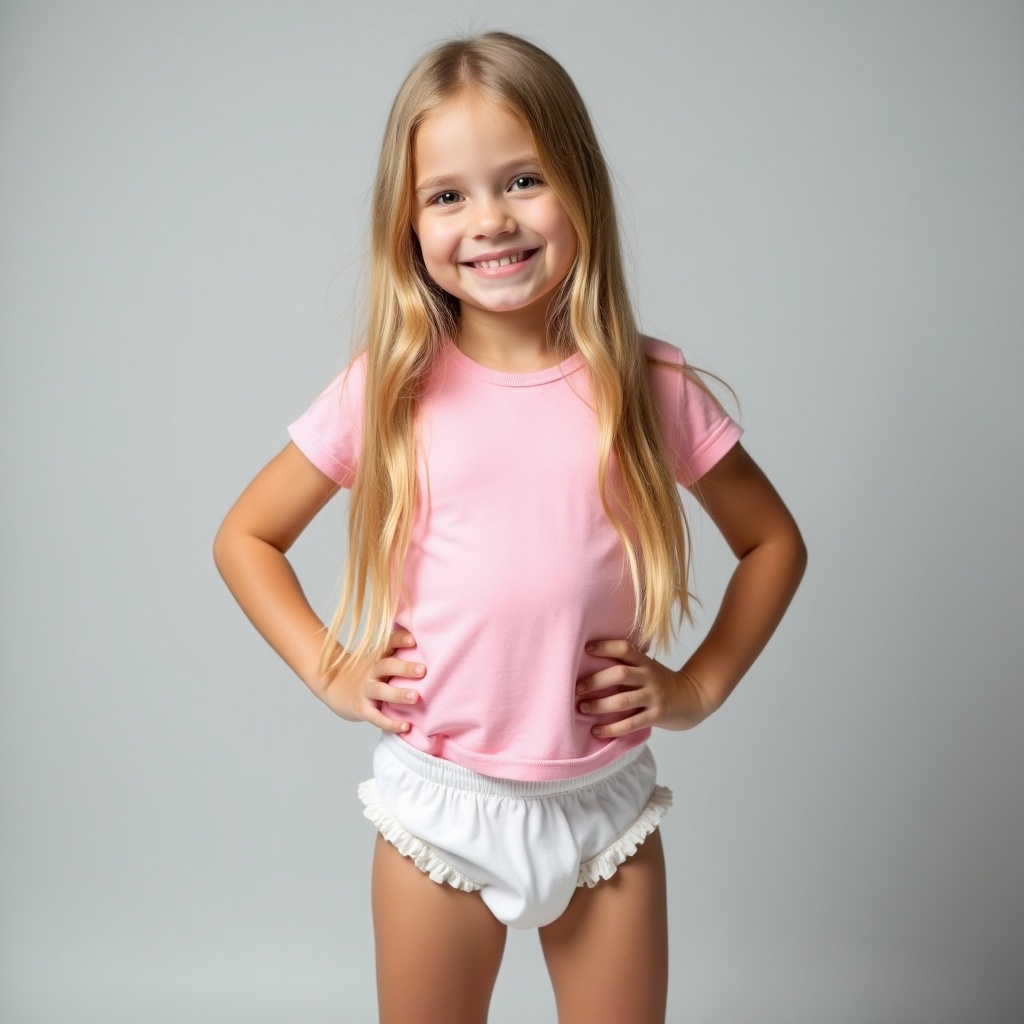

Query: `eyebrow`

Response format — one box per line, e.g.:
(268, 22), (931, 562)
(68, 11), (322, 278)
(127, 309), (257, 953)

(414, 156), (542, 196)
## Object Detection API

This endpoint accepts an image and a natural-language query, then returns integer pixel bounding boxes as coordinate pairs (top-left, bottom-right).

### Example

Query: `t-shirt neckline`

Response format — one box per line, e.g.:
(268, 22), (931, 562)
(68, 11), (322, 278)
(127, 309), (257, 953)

(444, 336), (585, 388)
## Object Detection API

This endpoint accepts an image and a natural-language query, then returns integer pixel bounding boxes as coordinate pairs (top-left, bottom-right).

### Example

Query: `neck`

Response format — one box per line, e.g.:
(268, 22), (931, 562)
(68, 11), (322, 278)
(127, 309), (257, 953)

(457, 303), (560, 373)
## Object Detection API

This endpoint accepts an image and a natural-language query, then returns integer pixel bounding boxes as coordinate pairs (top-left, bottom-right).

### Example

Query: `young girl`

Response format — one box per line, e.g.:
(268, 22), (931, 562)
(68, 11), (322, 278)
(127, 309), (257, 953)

(214, 31), (805, 1024)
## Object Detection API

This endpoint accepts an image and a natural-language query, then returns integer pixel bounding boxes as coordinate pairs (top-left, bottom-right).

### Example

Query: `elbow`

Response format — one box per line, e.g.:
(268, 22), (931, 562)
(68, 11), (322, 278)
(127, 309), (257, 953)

(788, 521), (808, 588)
(212, 519), (234, 580)
(740, 516), (808, 585)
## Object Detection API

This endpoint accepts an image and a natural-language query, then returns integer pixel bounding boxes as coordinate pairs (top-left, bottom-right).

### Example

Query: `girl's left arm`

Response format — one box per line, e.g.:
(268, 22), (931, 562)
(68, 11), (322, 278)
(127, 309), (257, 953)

(578, 442), (807, 734)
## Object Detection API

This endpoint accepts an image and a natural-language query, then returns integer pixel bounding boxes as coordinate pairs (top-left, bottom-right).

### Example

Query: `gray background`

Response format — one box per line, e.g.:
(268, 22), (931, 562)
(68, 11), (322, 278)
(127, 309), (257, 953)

(2, 1), (1021, 1021)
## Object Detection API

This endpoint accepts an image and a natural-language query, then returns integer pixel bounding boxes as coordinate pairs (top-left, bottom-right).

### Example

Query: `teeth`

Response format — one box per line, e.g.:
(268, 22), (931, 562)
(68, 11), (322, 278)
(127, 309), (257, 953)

(473, 251), (527, 268)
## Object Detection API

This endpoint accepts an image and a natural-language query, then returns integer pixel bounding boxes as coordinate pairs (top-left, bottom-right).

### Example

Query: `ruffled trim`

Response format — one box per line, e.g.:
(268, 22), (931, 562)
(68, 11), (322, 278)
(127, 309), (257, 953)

(357, 779), (482, 892)
(577, 785), (674, 888)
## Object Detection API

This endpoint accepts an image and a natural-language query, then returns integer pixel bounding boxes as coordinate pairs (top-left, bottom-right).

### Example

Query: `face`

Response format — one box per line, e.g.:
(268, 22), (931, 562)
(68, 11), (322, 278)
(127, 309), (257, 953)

(410, 93), (578, 326)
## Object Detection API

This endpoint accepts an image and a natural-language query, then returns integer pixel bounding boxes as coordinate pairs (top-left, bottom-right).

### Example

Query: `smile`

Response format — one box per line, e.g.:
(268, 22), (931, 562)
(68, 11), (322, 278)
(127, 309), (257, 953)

(463, 248), (538, 269)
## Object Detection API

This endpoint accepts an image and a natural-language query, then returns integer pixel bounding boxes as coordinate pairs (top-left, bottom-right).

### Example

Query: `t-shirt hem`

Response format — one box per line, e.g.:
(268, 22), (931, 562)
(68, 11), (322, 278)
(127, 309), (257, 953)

(399, 729), (652, 782)
(680, 420), (744, 486)
(287, 422), (356, 487)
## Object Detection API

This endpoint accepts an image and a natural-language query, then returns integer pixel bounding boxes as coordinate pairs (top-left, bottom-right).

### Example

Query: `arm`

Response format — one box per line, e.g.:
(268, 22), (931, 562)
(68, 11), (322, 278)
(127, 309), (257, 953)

(212, 442), (423, 729)
(578, 442), (807, 733)
(677, 441), (807, 713)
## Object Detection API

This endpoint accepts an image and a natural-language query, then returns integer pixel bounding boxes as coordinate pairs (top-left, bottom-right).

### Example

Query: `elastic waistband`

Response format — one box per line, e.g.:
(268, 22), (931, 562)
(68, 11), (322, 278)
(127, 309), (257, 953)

(378, 733), (650, 797)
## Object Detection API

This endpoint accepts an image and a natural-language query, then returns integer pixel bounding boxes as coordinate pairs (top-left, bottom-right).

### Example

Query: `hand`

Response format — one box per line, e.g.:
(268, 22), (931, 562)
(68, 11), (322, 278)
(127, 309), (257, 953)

(576, 639), (714, 737)
(317, 628), (425, 733)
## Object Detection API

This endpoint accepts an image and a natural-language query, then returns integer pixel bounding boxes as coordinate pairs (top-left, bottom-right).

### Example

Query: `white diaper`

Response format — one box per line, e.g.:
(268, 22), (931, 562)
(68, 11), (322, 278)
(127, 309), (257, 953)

(358, 733), (673, 929)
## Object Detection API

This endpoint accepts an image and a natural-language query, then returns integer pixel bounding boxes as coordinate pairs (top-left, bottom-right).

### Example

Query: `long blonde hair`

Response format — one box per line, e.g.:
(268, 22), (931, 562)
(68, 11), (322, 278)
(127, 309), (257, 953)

(322, 31), (715, 674)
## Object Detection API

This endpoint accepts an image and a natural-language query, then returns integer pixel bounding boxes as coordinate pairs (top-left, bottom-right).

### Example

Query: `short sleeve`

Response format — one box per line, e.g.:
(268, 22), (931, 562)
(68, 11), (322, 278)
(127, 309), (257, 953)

(644, 336), (743, 487)
(286, 350), (367, 488)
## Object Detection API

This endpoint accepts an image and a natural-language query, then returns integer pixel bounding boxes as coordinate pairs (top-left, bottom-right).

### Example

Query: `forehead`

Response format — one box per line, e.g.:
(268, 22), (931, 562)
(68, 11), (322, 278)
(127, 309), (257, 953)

(413, 94), (535, 169)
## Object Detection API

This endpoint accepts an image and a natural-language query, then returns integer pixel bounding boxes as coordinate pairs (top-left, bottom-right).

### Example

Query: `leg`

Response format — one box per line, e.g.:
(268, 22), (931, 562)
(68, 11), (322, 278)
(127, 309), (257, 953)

(371, 833), (508, 1024)
(539, 828), (668, 1024)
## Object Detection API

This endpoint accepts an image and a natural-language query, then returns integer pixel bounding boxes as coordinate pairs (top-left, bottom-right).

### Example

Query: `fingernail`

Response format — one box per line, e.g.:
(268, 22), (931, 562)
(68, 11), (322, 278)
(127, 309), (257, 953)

(592, 726), (602, 737)
(405, 691), (417, 702)
(585, 642), (595, 652)
(580, 702), (591, 712)
(575, 682), (585, 694)
(415, 665), (425, 675)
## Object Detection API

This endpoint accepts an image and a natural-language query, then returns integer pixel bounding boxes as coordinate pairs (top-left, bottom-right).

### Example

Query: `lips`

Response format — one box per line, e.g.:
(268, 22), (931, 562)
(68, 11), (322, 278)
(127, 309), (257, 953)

(462, 248), (539, 269)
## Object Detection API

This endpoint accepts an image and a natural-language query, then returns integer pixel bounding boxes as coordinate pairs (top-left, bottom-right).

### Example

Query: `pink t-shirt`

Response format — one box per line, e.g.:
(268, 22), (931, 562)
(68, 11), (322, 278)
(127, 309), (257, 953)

(288, 335), (742, 781)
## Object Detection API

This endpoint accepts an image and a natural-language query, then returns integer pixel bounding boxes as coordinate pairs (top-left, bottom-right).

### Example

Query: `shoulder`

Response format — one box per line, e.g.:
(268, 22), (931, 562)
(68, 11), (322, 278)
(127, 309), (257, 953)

(641, 334), (685, 368)
(286, 348), (369, 487)
(325, 347), (370, 396)
(298, 347), (370, 416)
(639, 334), (687, 409)
(638, 334), (720, 407)
(637, 333), (743, 485)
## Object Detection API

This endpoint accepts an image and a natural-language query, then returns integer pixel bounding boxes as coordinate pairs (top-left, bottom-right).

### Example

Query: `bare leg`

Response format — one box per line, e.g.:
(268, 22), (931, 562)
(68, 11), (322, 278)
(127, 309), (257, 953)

(539, 828), (669, 1024)
(371, 833), (508, 1024)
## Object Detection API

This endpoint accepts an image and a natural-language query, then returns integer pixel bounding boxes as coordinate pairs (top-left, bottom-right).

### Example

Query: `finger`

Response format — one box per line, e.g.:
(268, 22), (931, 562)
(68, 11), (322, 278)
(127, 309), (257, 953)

(578, 686), (643, 716)
(370, 681), (420, 706)
(584, 638), (640, 662)
(363, 706), (412, 734)
(379, 656), (426, 679)
(385, 629), (416, 654)
(590, 709), (653, 739)
(575, 662), (631, 697)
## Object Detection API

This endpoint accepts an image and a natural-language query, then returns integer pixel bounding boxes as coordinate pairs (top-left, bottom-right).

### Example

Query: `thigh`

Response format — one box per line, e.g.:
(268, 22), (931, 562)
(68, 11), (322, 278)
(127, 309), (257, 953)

(371, 833), (508, 1024)
(538, 828), (669, 1024)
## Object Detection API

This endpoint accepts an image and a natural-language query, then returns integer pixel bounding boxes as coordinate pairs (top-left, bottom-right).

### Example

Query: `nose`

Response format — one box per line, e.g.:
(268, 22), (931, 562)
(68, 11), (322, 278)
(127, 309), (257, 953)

(472, 195), (515, 238)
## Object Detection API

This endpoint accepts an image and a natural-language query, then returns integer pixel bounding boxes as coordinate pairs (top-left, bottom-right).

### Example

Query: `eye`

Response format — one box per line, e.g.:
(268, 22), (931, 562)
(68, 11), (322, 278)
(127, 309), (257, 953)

(431, 190), (461, 206)
(510, 175), (541, 191)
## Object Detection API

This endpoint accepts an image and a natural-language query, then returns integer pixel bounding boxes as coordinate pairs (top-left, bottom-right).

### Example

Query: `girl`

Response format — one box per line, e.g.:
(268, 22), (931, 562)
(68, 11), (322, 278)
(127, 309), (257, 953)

(214, 31), (806, 1024)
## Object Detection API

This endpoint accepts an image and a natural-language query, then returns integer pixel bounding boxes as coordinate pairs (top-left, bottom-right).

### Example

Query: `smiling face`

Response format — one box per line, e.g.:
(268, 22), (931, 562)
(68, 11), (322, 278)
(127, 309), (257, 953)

(410, 93), (578, 334)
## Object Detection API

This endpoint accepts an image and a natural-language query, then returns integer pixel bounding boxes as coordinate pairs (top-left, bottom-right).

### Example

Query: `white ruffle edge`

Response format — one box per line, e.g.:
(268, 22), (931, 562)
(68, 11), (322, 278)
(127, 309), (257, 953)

(357, 778), (482, 892)
(576, 784), (674, 889)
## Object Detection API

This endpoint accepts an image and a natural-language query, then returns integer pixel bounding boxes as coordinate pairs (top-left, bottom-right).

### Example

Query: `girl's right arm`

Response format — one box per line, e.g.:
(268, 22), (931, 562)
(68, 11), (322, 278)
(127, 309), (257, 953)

(212, 441), (422, 731)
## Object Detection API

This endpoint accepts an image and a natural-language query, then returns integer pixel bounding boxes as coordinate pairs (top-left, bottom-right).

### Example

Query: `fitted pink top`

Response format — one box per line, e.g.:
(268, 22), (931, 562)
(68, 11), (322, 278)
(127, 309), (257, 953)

(288, 335), (742, 781)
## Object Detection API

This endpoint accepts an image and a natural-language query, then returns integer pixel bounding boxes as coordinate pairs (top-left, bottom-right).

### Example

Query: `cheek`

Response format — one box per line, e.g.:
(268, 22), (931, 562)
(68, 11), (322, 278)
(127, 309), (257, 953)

(417, 223), (458, 270)
(561, 221), (579, 260)
(549, 218), (578, 271)
(539, 204), (578, 258)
